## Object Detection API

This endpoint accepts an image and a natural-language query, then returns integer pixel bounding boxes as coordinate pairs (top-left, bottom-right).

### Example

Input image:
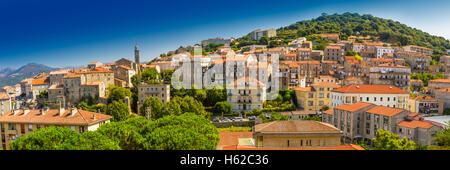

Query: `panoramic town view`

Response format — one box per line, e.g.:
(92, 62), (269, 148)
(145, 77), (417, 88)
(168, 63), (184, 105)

(1, 0), (450, 158)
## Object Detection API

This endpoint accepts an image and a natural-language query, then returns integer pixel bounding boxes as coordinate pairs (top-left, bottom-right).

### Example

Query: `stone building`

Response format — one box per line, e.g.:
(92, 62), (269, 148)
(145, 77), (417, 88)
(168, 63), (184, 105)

(137, 83), (170, 115)
(0, 108), (111, 150)
(227, 77), (266, 112)
(294, 82), (341, 111)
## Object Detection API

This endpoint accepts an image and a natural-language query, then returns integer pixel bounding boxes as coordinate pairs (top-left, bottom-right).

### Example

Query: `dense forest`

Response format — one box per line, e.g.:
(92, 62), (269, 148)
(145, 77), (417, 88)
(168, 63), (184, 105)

(232, 12), (450, 59)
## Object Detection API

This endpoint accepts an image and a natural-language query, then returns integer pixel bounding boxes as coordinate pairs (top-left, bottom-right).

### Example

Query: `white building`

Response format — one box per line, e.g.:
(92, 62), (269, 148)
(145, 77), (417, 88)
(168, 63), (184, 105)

(376, 46), (394, 58)
(331, 85), (410, 110)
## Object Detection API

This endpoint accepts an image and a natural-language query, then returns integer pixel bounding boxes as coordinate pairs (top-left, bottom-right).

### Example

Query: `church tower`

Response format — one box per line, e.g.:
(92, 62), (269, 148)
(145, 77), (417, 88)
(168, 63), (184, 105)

(134, 45), (140, 74)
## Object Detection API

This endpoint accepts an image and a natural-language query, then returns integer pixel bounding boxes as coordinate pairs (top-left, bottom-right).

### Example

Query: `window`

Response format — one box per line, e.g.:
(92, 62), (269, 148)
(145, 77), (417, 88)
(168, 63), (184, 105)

(28, 124), (33, 132)
(308, 101), (314, 106)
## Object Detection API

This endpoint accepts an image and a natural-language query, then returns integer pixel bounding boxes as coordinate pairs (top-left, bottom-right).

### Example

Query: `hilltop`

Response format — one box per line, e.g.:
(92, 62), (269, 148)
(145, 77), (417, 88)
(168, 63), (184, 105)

(231, 12), (450, 58)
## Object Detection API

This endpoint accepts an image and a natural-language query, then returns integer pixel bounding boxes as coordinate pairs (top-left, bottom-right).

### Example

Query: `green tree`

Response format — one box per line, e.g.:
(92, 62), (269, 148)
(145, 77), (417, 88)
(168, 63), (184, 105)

(141, 68), (159, 82)
(108, 86), (132, 103)
(107, 101), (130, 122)
(140, 97), (166, 119)
(373, 129), (416, 150)
(10, 127), (120, 150)
(213, 101), (232, 116)
(142, 113), (220, 150)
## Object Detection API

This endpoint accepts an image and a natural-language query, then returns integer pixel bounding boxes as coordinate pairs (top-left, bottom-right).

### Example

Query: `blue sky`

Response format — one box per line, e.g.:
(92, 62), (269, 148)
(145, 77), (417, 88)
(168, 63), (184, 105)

(1, 0), (449, 69)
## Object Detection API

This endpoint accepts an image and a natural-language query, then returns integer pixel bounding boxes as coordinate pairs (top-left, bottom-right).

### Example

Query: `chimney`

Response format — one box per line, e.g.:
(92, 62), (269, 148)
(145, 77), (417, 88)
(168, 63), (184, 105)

(70, 107), (77, 116)
(41, 108), (45, 115)
(23, 108), (30, 115)
(58, 101), (65, 116)
(13, 110), (20, 115)
(92, 114), (96, 120)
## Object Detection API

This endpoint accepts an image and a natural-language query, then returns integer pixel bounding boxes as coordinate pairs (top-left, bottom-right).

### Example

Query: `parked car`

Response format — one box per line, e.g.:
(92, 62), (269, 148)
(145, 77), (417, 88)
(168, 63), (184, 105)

(248, 116), (256, 121)
(233, 117), (244, 122)
(221, 117), (231, 122)
(212, 117), (220, 122)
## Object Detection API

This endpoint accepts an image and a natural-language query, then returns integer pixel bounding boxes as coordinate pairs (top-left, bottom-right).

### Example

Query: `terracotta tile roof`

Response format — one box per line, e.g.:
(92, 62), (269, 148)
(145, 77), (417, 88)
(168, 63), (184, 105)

(222, 144), (364, 150)
(397, 120), (434, 129)
(412, 96), (437, 101)
(332, 85), (409, 94)
(366, 106), (406, 117)
(334, 102), (374, 112)
(218, 132), (253, 148)
(254, 120), (340, 133)
(293, 87), (313, 92)
(323, 109), (334, 115)
(0, 109), (112, 125)
(325, 46), (341, 50)
(377, 63), (406, 68)
(408, 113), (420, 117)
(48, 84), (64, 90)
(428, 79), (450, 83)
(31, 78), (50, 85)
(75, 67), (113, 74)
(311, 82), (340, 87)
(64, 73), (82, 79)
(0, 92), (9, 100)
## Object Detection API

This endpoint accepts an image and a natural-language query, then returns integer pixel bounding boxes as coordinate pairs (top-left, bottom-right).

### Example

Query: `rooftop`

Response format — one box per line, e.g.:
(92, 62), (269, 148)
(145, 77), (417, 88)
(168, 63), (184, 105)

(0, 109), (112, 125)
(334, 102), (374, 112)
(332, 85), (409, 94)
(366, 105), (406, 117)
(254, 120), (340, 134)
(397, 120), (434, 129)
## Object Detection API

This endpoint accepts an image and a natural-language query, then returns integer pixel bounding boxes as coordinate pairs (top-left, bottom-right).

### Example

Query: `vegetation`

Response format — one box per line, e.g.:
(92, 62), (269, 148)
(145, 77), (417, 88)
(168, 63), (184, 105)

(213, 101), (232, 116)
(107, 101), (130, 122)
(278, 13), (450, 56)
(11, 113), (219, 150)
(372, 129), (417, 150)
(411, 73), (444, 86)
(140, 96), (208, 120)
(428, 122), (450, 150)
(217, 126), (252, 132)
(263, 90), (296, 112)
(259, 113), (289, 123)
(10, 127), (121, 150)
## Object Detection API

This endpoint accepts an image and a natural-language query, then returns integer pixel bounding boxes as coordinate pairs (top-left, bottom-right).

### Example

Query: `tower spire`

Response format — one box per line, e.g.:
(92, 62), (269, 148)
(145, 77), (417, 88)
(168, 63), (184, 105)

(135, 44), (140, 74)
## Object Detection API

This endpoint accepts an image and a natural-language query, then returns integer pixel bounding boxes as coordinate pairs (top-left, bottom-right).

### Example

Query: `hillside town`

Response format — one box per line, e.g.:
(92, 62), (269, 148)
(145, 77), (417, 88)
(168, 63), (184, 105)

(1, 27), (450, 150)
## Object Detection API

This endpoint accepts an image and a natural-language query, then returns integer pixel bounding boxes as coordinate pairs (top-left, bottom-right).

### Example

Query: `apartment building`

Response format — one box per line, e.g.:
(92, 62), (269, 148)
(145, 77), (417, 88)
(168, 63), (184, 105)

(435, 88), (450, 109)
(409, 96), (444, 115)
(253, 120), (343, 148)
(137, 83), (170, 115)
(294, 82), (341, 111)
(0, 92), (11, 116)
(404, 53), (432, 73)
(396, 119), (440, 146)
(0, 107), (111, 150)
(375, 46), (394, 58)
(326, 102), (438, 145)
(30, 78), (50, 101)
(324, 46), (345, 64)
(331, 85), (410, 109)
(113, 65), (136, 88)
(428, 79), (450, 96)
(403, 45), (433, 56)
(298, 60), (321, 83)
(227, 77), (266, 112)
(368, 63), (411, 91)
(49, 69), (71, 85)
(250, 29), (276, 40)
(201, 37), (232, 46)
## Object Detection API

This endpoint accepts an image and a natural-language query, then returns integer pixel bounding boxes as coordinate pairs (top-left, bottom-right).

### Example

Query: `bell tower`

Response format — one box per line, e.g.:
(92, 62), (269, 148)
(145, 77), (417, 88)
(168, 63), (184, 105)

(134, 45), (140, 74)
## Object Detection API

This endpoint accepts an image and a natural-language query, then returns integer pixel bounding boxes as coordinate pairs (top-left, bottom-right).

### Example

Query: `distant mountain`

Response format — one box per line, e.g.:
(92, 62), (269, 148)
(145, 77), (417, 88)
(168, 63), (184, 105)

(0, 63), (57, 87)
(0, 67), (15, 78)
